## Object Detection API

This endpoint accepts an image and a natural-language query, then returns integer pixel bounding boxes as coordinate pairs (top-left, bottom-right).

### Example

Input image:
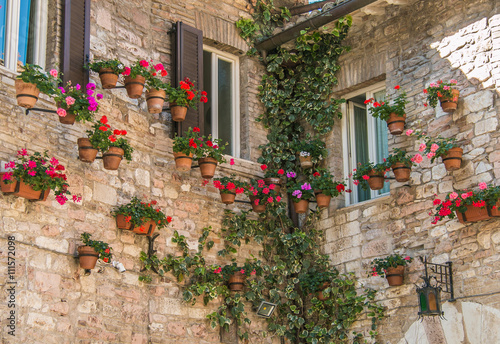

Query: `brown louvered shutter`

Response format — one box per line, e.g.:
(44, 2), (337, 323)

(61, 0), (90, 87)
(173, 21), (204, 136)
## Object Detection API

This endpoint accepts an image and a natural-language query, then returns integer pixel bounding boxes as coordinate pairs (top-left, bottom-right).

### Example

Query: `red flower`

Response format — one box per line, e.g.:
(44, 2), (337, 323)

(277, 169), (284, 175)
(100, 115), (108, 124)
(113, 129), (121, 135)
(362, 175), (370, 180)
(161, 70), (168, 77)
(105, 248), (110, 254)
(139, 60), (149, 67)
(122, 67), (131, 76)
(313, 172), (320, 177)
(186, 91), (195, 100)
(167, 216), (172, 223)
(336, 184), (345, 192)
(193, 127), (200, 133)
(201, 91), (207, 96)
(121, 130), (127, 135)
(103, 258), (109, 263)
(109, 135), (117, 142)
(260, 164), (267, 171)
(206, 141), (213, 147)
(433, 199), (441, 205)
(99, 126), (108, 131)
(423, 89), (428, 94)
(394, 85), (400, 90)
(55, 164), (65, 171)
(180, 81), (190, 90)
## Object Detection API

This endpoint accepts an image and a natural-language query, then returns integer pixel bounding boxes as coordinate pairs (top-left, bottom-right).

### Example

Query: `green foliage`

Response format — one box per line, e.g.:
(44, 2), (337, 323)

(294, 134), (328, 162)
(370, 254), (412, 277)
(87, 59), (124, 74)
(385, 148), (415, 168)
(86, 115), (133, 161)
(81, 232), (112, 261)
(367, 86), (407, 121)
(112, 196), (172, 230)
(310, 168), (346, 197)
(17, 63), (61, 95)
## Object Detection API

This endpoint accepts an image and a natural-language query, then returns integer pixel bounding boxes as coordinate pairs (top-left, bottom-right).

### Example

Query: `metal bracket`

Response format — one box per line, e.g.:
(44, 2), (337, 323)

(142, 233), (160, 274)
(234, 200), (252, 204)
(420, 256), (455, 301)
(25, 107), (58, 116)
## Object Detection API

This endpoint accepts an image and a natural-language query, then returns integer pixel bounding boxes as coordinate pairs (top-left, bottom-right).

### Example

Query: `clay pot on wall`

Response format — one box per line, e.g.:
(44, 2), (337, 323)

(299, 156), (313, 169)
(386, 113), (406, 135)
(15, 79), (40, 108)
(124, 75), (145, 98)
(198, 157), (218, 179)
(385, 266), (405, 286)
(220, 192), (236, 205)
(391, 163), (411, 182)
(0, 175), (50, 201)
(171, 105), (188, 122)
(293, 199), (310, 214)
(264, 177), (282, 194)
(441, 147), (463, 171)
(439, 89), (460, 113)
(98, 68), (119, 89)
(77, 246), (99, 270)
(77, 138), (98, 163)
(228, 272), (245, 291)
(456, 205), (491, 223)
(145, 89), (166, 114)
(173, 152), (193, 171)
(102, 147), (124, 170)
(249, 196), (266, 213)
(315, 192), (331, 209)
(367, 171), (385, 190)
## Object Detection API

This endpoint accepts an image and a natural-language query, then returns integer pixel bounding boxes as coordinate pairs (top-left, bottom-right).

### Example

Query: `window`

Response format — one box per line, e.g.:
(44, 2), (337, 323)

(342, 82), (389, 205)
(0, 0), (48, 70)
(203, 46), (240, 157)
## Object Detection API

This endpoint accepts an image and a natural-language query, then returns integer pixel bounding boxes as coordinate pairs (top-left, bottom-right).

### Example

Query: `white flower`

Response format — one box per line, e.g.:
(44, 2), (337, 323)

(299, 151), (311, 157)
(117, 64), (124, 69)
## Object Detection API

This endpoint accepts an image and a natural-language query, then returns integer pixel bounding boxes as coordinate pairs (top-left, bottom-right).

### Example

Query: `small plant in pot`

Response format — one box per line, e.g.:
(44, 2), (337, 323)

(53, 82), (102, 125)
(370, 253), (412, 286)
(87, 59), (125, 89)
(365, 85), (407, 135)
(298, 269), (336, 301)
(16, 64), (61, 108)
(352, 161), (387, 191)
(80, 115), (133, 169)
(0, 149), (82, 204)
(286, 171), (314, 214)
(144, 62), (169, 114)
(212, 176), (246, 204)
(121, 59), (151, 98)
(112, 196), (172, 236)
(172, 127), (203, 171)
(260, 164), (285, 193)
(294, 135), (328, 169)
(408, 130), (462, 171)
(245, 178), (281, 213)
(385, 148), (415, 182)
(218, 260), (262, 292)
(167, 77), (207, 122)
(78, 232), (112, 270)
(424, 79), (459, 112)
(310, 168), (346, 208)
(196, 135), (228, 179)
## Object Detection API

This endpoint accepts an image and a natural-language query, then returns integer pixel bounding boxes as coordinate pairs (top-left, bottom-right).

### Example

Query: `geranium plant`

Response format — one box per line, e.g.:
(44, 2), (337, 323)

(423, 79), (458, 108)
(168, 77), (207, 108)
(53, 82), (102, 122)
(216, 261), (262, 280)
(112, 196), (173, 229)
(260, 164), (285, 179)
(430, 183), (500, 224)
(351, 161), (387, 190)
(286, 171), (314, 202)
(385, 148), (415, 168)
(196, 134), (228, 163)
(365, 85), (407, 121)
(87, 59), (125, 74)
(172, 127), (203, 156)
(2, 149), (81, 205)
(310, 169), (346, 197)
(86, 116), (133, 161)
(144, 62), (169, 91)
(370, 254), (412, 277)
(17, 63), (61, 95)
(245, 178), (281, 205)
(81, 232), (112, 263)
(407, 130), (460, 163)
(213, 176), (246, 195)
(121, 59), (152, 78)
(294, 135), (328, 163)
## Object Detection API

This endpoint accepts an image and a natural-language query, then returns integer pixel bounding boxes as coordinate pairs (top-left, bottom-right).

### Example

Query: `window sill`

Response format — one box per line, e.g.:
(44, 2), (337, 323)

(340, 193), (392, 212)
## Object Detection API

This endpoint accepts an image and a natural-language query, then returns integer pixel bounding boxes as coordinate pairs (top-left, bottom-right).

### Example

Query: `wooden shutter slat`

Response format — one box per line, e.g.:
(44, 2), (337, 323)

(173, 21), (204, 137)
(61, 0), (90, 87)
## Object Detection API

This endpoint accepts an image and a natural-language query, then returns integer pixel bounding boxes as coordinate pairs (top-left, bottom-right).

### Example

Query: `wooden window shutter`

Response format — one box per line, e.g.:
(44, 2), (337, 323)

(173, 21), (204, 136)
(61, 0), (90, 86)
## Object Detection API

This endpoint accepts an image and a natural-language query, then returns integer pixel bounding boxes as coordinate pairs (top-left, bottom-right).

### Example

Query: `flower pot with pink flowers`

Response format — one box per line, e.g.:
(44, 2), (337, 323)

(212, 176), (246, 204)
(410, 131), (462, 171)
(144, 62), (169, 113)
(369, 254), (413, 286)
(286, 172), (314, 214)
(366, 85), (408, 135)
(53, 82), (102, 125)
(167, 78), (208, 122)
(16, 64), (60, 108)
(121, 59), (152, 98)
(424, 79), (459, 113)
(1, 149), (81, 204)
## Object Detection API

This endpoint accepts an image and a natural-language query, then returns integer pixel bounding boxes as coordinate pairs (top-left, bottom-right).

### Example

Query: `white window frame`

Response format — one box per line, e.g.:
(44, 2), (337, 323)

(3, 0), (47, 70)
(341, 81), (388, 205)
(203, 45), (240, 157)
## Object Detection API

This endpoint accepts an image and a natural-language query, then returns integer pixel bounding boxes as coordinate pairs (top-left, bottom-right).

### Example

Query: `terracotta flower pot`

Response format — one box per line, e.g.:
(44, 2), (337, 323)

(386, 113), (406, 135)
(77, 245), (99, 269)
(317, 282), (330, 301)
(173, 152), (193, 171)
(59, 112), (76, 125)
(264, 177), (281, 194)
(132, 219), (157, 236)
(367, 171), (384, 190)
(77, 138), (98, 163)
(315, 193), (331, 208)
(293, 199), (310, 214)
(15, 79), (40, 108)
(220, 192), (236, 205)
(198, 157), (218, 179)
(249, 196), (266, 213)
(228, 272), (246, 291)
(124, 75), (145, 99)
(0, 173), (16, 193)
(456, 205), (491, 223)
(2, 177), (50, 201)
(391, 163), (411, 182)
(385, 265), (405, 286)
(439, 89), (460, 113)
(115, 214), (132, 230)
(441, 147), (463, 171)
(98, 68), (119, 89)
(102, 147), (124, 170)
(488, 200), (500, 217)
(299, 156), (313, 169)
(171, 105), (188, 122)
(146, 89), (166, 114)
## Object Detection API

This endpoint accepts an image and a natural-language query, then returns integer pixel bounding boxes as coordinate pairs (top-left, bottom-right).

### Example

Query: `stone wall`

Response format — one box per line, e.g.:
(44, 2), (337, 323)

(325, 0), (500, 342)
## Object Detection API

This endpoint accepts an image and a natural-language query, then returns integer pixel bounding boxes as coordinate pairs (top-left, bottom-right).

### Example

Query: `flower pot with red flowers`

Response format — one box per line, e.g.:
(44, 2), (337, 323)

(121, 59), (152, 98)
(294, 135), (328, 169)
(83, 115), (133, 168)
(112, 196), (173, 237)
(246, 179), (281, 213)
(196, 135), (228, 179)
(366, 85), (408, 135)
(53, 82), (102, 125)
(424, 79), (460, 113)
(219, 261), (261, 292)
(1, 149), (82, 204)
(370, 254), (412, 286)
(87, 59), (124, 89)
(287, 173), (314, 214)
(172, 127), (202, 171)
(78, 232), (112, 270)
(212, 176), (246, 204)
(167, 77), (207, 122)
(15, 64), (60, 108)
(352, 161), (387, 191)
(430, 183), (500, 224)
(260, 164), (285, 194)
(310, 168), (347, 208)
(386, 148), (415, 182)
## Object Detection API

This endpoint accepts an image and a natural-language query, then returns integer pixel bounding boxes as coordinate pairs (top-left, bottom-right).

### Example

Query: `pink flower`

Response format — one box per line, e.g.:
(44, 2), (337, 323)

(50, 157), (59, 166)
(419, 143), (426, 152)
(27, 160), (37, 168)
(2, 172), (13, 180)
(353, 180), (359, 186)
(443, 86), (450, 90)
(55, 194), (68, 205)
(262, 188), (269, 194)
(230, 158), (235, 165)
(17, 149), (28, 156)
(72, 195), (82, 203)
(362, 175), (370, 180)
(461, 193), (469, 199)
(449, 192), (458, 200)
(254, 198), (259, 205)
(405, 129), (414, 136)
(251, 269), (256, 275)
(276, 196), (282, 202)
(50, 69), (58, 78)
(240, 269), (245, 274)
(4, 161), (15, 169)
(404, 256), (411, 261)
(57, 108), (67, 117)
(450, 79), (457, 84)
(479, 182), (487, 190)
(430, 144), (439, 152)
(65, 96), (75, 106)
(413, 154), (423, 164)
(427, 152), (435, 159)
(139, 60), (149, 67)
(267, 197), (273, 203)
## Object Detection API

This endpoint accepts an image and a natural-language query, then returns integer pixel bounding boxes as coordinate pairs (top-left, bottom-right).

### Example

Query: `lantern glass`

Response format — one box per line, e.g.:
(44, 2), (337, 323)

(417, 285), (443, 317)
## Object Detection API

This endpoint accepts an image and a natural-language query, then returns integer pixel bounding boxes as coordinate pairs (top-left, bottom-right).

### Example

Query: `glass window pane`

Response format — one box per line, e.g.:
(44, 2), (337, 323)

(373, 89), (390, 195)
(217, 58), (233, 155)
(353, 103), (370, 202)
(18, 0), (32, 64)
(0, 0), (6, 65)
(203, 50), (212, 135)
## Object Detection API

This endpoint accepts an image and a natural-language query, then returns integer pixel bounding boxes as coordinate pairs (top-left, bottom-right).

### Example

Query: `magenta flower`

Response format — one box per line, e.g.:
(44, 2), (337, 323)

(479, 182), (487, 190)
(86, 83), (96, 90)
(28, 160), (37, 168)
(4, 161), (15, 169)
(56, 108), (67, 117)
(17, 149), (28, 156)
(292, 190), (302, 198)
(2, 172), (12, 180)
(240, 269), (245, 274)
(28, 170), (36, 176)
(50, 157), (59, 166)
(50, 69), (58, 78)
(96, 93), (103, 100)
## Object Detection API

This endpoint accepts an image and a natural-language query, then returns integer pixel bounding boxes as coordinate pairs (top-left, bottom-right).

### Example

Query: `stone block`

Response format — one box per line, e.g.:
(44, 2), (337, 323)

(361, 239), (391, 258)
(93, 182), (117, 205)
